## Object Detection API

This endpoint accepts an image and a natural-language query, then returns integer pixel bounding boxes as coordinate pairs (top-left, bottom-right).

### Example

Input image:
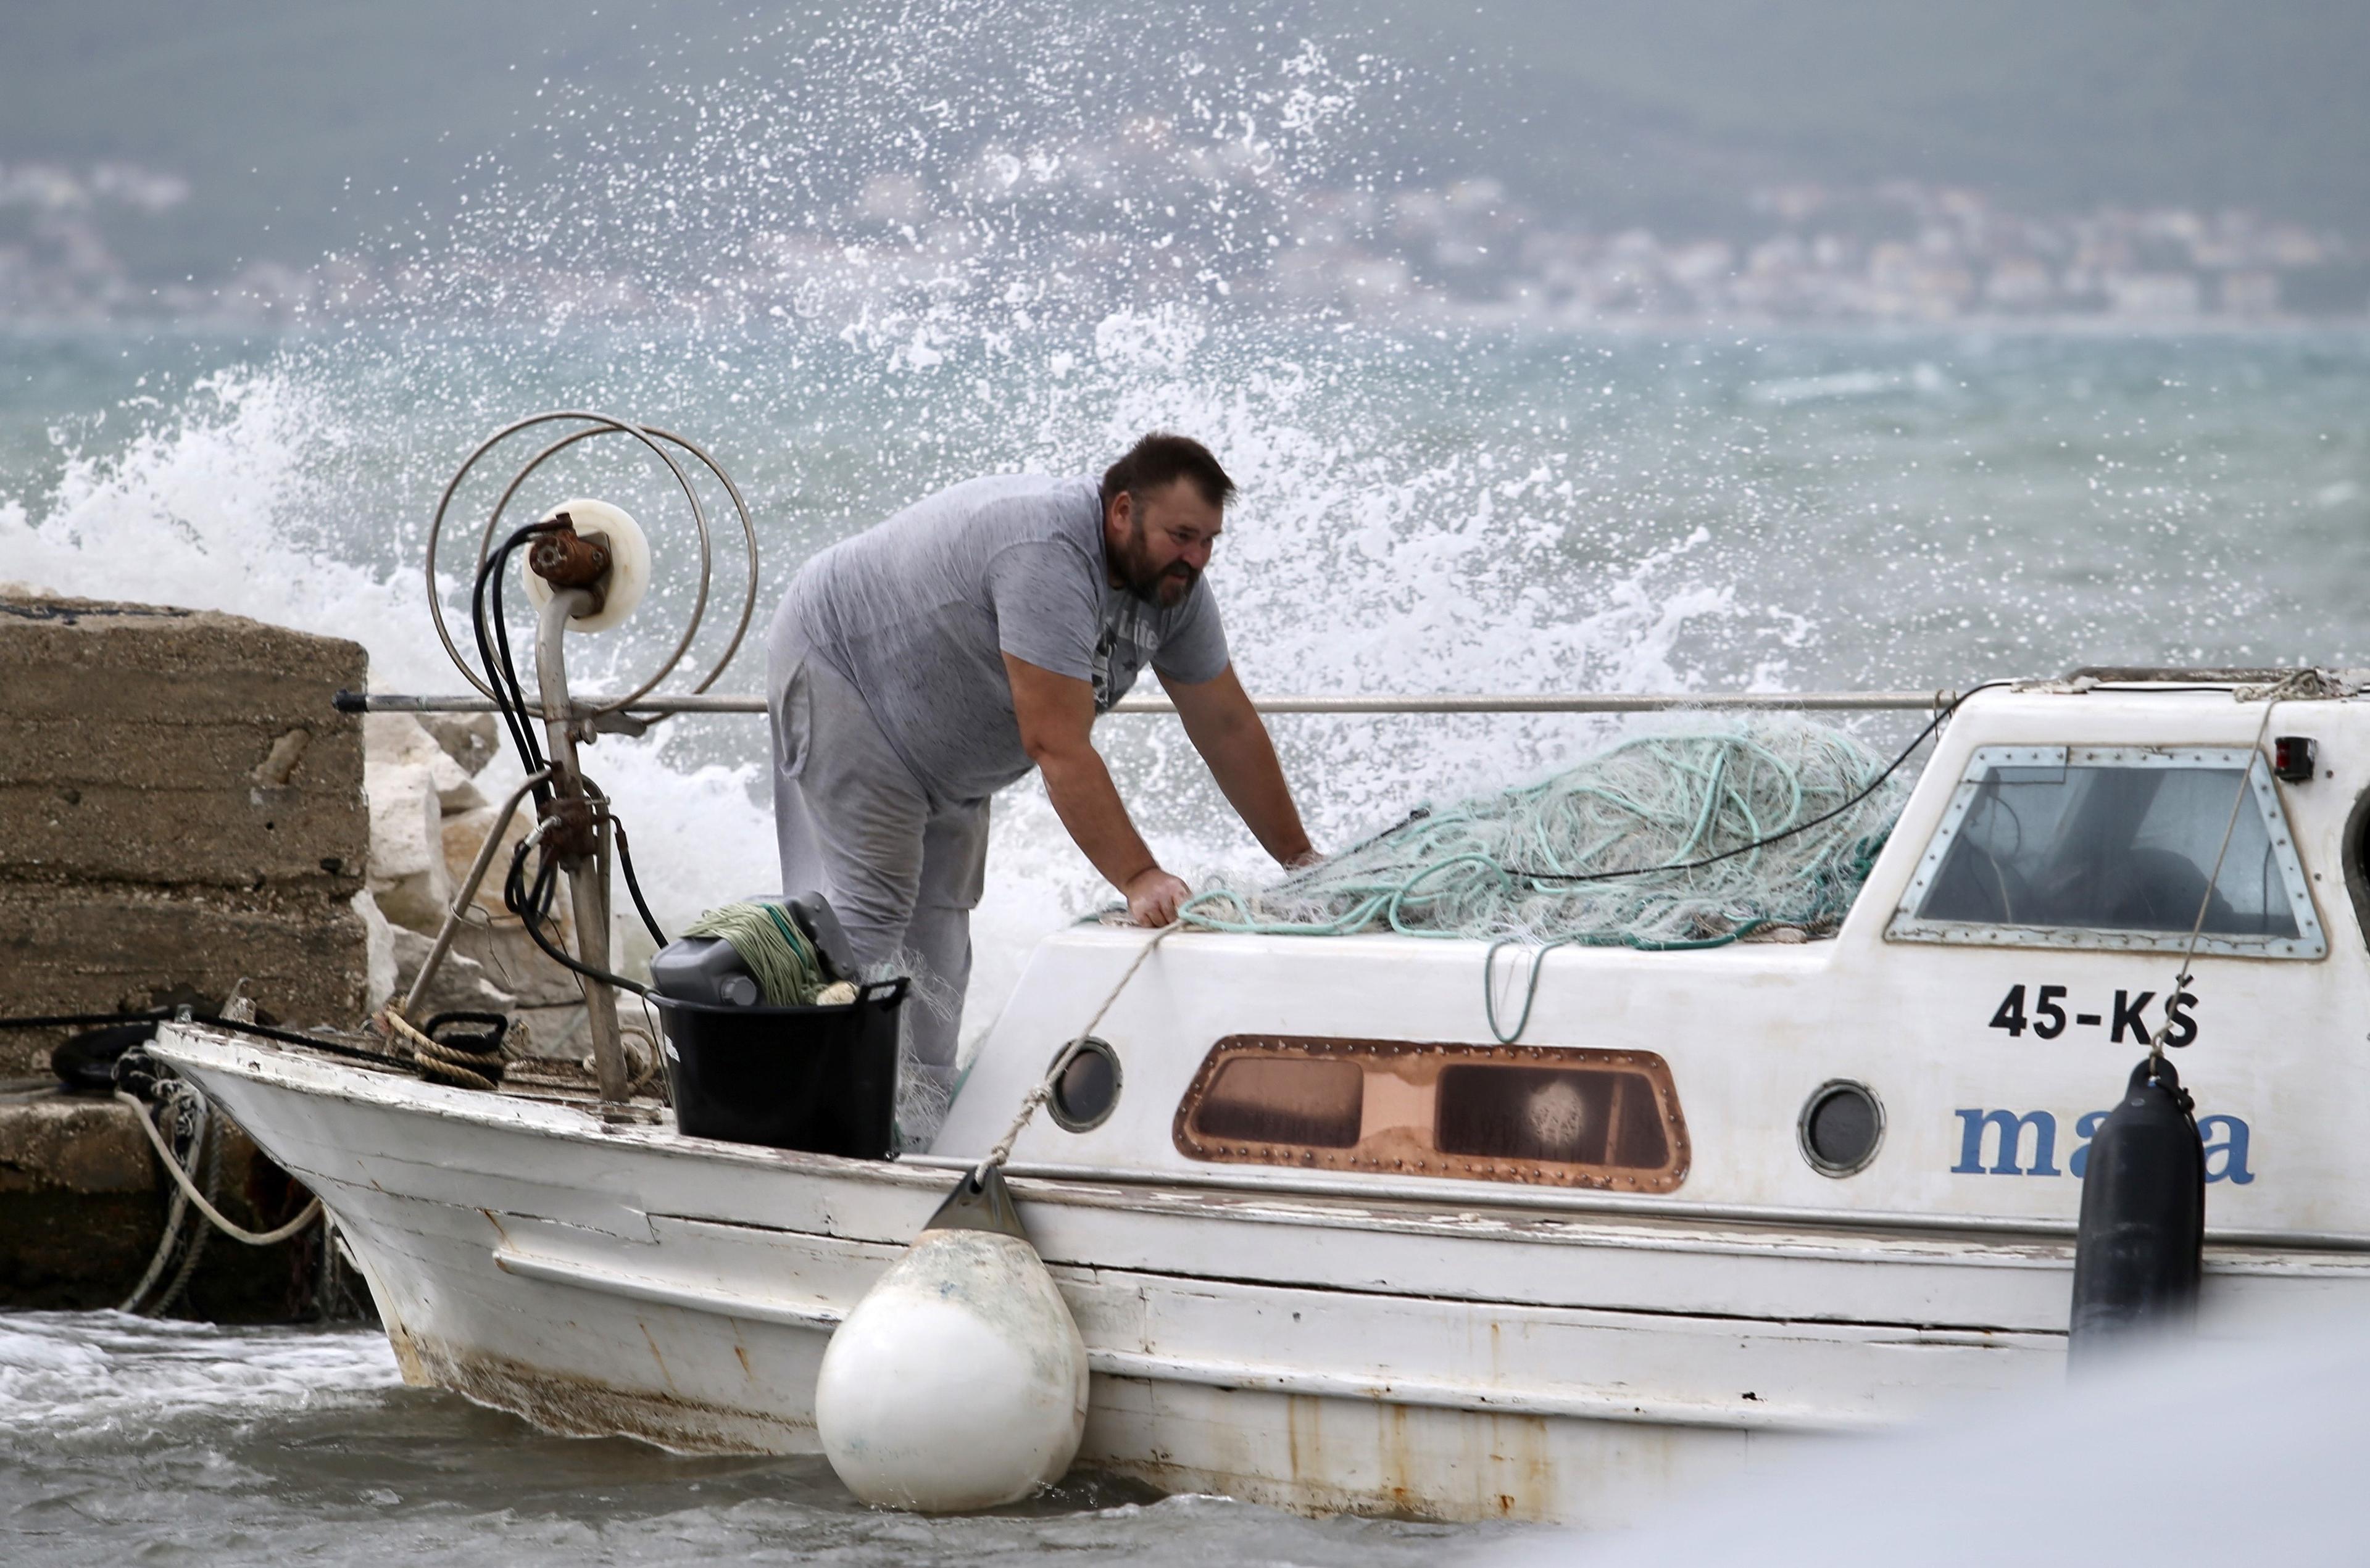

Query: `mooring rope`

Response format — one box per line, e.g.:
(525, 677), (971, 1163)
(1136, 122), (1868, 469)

(971, 922), (1183, 1182)
(118, 1089), (205, 1313)
(384, 1009), (508, 1092)
(115, 1084), (323, 1247)
(149, 1102), (223, 1314)
(2152, 668), (2332, 1062)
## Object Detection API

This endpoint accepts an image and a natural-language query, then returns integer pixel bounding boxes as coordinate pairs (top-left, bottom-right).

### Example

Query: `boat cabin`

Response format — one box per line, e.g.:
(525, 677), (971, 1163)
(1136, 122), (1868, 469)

(941, 676), (2370, 1242)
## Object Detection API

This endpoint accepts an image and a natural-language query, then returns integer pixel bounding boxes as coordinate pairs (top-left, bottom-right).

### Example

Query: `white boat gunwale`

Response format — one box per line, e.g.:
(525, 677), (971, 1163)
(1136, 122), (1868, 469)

(483, 1239), (1916, 1433)
(152, 1024), (2370, 1256)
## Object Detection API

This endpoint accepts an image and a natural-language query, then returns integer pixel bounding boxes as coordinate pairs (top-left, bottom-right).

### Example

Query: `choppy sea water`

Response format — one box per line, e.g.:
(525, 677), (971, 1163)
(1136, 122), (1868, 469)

(0, 1312), (1472, 1564)
(8, 323), (2367, 1016)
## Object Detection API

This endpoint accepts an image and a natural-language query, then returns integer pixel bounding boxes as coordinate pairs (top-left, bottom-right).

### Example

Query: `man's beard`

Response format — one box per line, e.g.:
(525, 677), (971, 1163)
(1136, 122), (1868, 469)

(1116, 523), (1199, 606)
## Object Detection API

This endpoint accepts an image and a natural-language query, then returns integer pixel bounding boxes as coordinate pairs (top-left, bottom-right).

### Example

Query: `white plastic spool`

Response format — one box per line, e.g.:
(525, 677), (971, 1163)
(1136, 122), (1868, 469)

(814, 1169), (1089, 1511)
(520, 497), (652, 634)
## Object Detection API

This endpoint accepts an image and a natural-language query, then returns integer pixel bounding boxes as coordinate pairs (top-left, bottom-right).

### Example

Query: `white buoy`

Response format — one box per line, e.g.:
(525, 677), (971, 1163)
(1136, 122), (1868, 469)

(814, 1166), (1089, 1511)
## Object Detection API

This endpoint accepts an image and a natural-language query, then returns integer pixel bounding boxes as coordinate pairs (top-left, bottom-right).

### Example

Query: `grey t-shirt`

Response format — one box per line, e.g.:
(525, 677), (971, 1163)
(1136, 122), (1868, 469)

(786, 473), (1231, 805)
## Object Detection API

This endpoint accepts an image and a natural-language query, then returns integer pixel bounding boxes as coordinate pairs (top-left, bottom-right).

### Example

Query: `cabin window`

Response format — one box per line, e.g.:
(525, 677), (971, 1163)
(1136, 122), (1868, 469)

(1191, 1055), (1364, 1147)
(1047, 1037), (1124, 1132)
(1888, 745), (2326, 958)
(2345, 785), (2370, 955)
(1174, 1037), (1689, 1192)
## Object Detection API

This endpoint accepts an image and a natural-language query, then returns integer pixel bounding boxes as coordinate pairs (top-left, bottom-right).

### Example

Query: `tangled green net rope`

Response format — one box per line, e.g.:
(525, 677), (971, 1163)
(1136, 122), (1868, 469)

(682, 901), (833, 1005)
(1178, 718), (1910, 955)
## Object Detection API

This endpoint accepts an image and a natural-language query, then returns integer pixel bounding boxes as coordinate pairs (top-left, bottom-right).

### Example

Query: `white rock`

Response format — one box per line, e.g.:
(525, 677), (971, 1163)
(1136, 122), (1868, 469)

(365, 760), (452, 933)
(352, 888), (398, 1013)
(438, 803), (580, 1005)
(815, 1227), (1089, 1511)
(418, 711), (500, 777)
(388, 925), (519, 1015)
(364, 712), (487, 813)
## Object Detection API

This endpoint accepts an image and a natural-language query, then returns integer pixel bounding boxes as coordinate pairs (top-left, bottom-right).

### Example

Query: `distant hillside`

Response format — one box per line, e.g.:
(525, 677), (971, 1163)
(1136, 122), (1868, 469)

(1420, 0), (2370, 234)
(1, 0), (2362, 288)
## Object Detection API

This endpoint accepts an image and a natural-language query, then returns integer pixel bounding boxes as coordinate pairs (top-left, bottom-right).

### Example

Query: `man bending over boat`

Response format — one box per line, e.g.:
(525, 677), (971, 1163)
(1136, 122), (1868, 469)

(767, 432), (1316, 1088)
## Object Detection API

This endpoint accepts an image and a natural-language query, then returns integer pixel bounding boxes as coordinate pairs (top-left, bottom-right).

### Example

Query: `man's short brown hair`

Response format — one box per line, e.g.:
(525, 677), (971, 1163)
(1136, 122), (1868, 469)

(1100, 433), (1236, 513)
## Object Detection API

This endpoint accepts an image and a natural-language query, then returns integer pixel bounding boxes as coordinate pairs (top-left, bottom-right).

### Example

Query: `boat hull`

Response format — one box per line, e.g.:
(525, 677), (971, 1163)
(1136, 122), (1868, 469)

(153, 1026), (2368, 1524)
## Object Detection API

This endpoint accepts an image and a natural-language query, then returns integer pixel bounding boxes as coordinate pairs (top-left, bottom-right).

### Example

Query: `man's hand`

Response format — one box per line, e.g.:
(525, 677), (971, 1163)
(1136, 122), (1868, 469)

(1123, 868), (1191, 927)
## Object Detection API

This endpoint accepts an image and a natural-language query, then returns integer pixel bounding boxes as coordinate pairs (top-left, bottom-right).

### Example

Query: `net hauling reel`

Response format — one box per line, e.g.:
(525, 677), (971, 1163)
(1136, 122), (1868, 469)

(403, 412), (759, 1106)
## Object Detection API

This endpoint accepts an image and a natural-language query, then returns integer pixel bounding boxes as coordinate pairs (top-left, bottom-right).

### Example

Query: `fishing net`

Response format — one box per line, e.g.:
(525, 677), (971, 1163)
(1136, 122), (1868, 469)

(1178, 718), (1911, 952)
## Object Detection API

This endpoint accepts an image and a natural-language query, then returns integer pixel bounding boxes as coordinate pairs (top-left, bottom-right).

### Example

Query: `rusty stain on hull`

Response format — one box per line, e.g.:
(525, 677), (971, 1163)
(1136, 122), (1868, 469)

(1381, 1402), (1415, 1514)
(381, 1314), (431, 1387)
(638, 1322), (683, 1394)
(1198, 1355), (1573, 1522)
(410, 1336), (816, 1456)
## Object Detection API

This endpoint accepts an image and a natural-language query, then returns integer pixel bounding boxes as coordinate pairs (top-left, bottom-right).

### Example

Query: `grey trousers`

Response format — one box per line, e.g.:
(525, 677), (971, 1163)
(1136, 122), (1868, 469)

(767, 606), (988, 1089)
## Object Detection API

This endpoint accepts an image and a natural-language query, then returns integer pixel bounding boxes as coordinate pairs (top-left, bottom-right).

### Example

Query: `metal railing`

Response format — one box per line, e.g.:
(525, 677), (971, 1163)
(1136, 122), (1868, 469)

(339, 688), (1960, 719)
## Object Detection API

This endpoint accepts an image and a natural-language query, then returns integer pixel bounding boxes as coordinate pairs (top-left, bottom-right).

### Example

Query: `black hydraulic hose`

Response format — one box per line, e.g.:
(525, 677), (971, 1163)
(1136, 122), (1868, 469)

(575, 769), (666, 949)
(472, 554), (542, 784)
(469, 521), (563, 795)
(191, 1014), (410, 1067)
(467, 524), (667, 984)
(0, 1008), (172, 1030)
(505, 833), (651, 996)
(1511, 681), (2012, 886)
(468, 531), (534, 770)
(486, 540), (547, 770)
(467, 541), (663, 997)
(609, 818), (668, 948)
(0, 1006), (399, 1069)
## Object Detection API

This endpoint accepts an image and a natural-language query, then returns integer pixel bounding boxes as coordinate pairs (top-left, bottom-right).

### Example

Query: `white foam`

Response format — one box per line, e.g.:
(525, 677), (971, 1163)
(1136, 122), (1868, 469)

(0, 1311), (402, 1440)
(0, 369), (436, 680)
(0, 5), (1808, 1050)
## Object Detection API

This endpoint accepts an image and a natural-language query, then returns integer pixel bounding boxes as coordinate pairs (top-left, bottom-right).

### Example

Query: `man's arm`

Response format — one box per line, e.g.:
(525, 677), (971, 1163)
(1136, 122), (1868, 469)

(1160, 663), (1315, 868)
(1004, 653), (1191, 926)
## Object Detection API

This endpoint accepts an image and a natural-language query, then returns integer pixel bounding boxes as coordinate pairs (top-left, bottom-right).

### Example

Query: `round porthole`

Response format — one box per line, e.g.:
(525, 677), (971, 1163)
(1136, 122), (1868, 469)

(1798, 1080), (1884, 1177)
(1047, 1037), (1122, 1133)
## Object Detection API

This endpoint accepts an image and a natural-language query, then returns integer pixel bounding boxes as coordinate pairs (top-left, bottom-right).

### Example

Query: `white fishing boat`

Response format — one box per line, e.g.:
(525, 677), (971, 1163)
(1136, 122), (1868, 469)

(143, 418), (2370, 1525)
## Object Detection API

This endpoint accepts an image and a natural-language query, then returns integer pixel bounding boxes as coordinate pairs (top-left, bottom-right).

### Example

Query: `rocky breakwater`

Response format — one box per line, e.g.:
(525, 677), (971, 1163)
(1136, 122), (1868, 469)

(359, 708), (605, 1056)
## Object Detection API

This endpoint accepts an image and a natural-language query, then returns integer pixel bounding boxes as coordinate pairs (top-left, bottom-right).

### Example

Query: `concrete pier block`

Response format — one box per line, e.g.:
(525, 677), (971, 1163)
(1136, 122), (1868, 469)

(0, 591), (368, 1319)
(0, 591), (369, 1077)
(0, 1092), (154, 1196)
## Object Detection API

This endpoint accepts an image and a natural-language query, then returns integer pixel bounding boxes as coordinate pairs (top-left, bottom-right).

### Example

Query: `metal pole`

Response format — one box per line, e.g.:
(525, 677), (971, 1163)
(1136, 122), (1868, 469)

(342, 689), (1963, 718)
(397, 766), (551, 1023)
(533, 592), (630, 1105)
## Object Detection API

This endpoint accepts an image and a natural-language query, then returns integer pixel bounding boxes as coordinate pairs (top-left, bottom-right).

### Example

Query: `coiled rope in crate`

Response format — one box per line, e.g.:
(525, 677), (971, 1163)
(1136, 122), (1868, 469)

(681, 902), (860, 1007)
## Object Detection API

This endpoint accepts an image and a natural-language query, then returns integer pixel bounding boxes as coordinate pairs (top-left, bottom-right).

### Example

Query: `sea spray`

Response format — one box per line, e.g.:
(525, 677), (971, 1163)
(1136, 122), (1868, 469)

(0, 3), (2344, 1056)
